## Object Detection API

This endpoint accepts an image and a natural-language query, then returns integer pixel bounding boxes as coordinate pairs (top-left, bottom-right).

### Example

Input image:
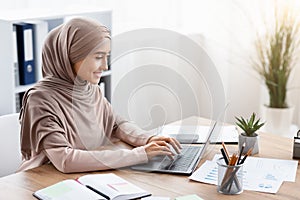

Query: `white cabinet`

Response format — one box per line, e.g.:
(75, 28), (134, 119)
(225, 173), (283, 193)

(0, 9), (112, 115)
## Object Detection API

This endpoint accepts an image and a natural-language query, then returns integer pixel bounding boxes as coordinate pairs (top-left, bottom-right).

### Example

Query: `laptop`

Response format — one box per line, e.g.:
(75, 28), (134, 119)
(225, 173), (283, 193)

(131, 120), (219, 175)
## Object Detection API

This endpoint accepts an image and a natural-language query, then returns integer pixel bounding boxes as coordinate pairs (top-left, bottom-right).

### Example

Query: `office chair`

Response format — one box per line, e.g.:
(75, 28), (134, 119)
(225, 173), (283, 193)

(0, 113), (22, 177)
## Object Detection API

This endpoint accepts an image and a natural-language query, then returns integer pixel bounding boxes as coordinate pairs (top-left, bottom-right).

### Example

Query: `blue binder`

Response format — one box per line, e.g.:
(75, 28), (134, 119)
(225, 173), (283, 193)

(14, 22), (36, 85)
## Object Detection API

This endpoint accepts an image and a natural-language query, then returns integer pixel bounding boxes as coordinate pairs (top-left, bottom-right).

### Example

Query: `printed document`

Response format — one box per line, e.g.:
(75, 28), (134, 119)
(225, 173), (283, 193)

(189, 155), (298, 193)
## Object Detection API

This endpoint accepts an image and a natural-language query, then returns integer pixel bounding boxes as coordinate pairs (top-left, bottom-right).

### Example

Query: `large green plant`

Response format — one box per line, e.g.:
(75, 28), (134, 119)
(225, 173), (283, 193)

(253, 8), (300, 108)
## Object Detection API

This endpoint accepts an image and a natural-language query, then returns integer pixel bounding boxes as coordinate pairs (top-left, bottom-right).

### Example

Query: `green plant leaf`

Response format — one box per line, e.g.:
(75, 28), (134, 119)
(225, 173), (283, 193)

(252, 4), (300, 108)
(235, 113), (265, 136)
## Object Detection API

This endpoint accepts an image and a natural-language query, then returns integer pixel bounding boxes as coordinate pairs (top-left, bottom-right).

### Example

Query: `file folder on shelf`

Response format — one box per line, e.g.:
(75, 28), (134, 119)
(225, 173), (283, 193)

(25, 20), (48, 81)
(14, 22), (36, 85)
(12, 26), (20, 86)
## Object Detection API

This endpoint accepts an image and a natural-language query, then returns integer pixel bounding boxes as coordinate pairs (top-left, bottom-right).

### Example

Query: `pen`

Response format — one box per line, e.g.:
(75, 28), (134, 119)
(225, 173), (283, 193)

(221, 153), (237, 188)
(220, 148), (229, 165)
(222, 142), (230, 162)
(240, 148), (252, 164)
(237, 142), (245, 165)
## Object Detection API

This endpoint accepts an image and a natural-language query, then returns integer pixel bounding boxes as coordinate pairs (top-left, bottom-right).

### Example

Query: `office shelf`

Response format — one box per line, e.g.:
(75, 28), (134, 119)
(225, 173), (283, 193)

(0, 8), (112, 115)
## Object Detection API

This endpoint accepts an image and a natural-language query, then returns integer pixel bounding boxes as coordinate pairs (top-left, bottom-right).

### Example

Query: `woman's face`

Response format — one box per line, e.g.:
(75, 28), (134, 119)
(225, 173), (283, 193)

(73, 39), (111, 84)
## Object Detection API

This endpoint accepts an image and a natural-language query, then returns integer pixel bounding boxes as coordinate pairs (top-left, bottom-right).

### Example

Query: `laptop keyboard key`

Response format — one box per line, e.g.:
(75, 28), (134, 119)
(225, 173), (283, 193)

(160, 146), (201, 171)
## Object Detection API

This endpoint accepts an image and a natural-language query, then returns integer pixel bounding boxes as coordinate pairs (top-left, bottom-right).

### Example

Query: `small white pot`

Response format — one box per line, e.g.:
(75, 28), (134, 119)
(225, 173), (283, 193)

(238, 134), (259, 155)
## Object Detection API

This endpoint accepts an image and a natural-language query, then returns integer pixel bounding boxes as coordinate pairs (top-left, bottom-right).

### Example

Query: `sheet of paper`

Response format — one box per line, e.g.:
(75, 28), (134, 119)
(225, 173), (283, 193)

(78, 173), (149, 198)
(243, 172), (283, 193)
(213, 154), (298, 182)
(212, 154), (298, 182)
(190, 155), (297, 193)
(243, 157), (298, 182)
(189, 160), (283, 194)
(189, 160), (218, 185)
(159, 125), (238, 143)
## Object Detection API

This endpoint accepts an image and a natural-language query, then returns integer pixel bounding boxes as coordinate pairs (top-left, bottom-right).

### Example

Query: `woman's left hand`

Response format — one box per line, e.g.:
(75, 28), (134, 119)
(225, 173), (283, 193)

(147, 135), (182, 154)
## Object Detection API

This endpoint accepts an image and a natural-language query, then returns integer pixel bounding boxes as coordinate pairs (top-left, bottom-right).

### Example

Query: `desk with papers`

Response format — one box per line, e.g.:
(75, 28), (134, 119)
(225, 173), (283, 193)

(0, 117), (299, 200)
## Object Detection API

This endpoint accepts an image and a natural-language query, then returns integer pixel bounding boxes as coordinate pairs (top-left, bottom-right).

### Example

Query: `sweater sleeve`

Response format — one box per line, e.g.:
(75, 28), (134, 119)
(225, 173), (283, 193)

(102, 96), (154, 146)
(112, 115), (154, 147)
(42, 132), (148, 173)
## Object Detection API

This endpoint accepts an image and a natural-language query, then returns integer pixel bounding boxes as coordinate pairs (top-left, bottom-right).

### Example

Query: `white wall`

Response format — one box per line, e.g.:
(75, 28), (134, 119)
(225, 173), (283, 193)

(1, 0), (300, 129)
(176, 0), (300, 126)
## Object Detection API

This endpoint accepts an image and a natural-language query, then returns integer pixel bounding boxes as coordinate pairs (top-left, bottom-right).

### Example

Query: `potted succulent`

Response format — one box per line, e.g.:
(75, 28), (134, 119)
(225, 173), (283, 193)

(252, 5), (300, 135)
(235, 113), (265, 155)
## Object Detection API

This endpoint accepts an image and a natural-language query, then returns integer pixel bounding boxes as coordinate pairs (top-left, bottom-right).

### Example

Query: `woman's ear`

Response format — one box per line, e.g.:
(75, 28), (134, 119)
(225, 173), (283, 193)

(73, 60), (83, 75)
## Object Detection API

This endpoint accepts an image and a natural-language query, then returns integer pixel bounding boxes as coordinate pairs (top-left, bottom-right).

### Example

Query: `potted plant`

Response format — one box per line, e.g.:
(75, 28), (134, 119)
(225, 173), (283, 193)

(252, 5), (300, 135)
(235, 113), (265, 155)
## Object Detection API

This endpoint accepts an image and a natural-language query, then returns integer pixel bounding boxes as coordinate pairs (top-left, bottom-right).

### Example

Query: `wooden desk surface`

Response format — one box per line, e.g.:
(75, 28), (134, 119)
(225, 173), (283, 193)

(0, 118), (299, 200)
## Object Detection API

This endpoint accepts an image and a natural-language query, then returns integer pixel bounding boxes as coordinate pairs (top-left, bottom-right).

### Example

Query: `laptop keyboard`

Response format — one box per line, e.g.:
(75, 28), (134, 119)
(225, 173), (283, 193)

(160, 145), (201, 171)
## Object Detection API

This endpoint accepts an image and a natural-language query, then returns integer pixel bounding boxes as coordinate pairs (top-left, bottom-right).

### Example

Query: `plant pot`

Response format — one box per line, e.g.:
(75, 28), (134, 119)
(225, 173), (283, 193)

(238, 134), (259, 155)
(261, 105), (294, 136)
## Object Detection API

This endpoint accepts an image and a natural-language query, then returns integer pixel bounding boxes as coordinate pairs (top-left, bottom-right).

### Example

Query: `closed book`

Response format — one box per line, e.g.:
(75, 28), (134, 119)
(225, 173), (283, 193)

(14, 22), (36, 85)
(33, 173), (151, 200)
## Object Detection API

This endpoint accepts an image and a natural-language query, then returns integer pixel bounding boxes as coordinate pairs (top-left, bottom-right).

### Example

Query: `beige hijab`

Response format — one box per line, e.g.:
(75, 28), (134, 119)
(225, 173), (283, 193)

(20, 17), (111, 160)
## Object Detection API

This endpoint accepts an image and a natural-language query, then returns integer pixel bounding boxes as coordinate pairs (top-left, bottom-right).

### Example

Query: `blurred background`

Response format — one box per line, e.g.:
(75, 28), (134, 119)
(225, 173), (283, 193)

(1, 0), (300, 136)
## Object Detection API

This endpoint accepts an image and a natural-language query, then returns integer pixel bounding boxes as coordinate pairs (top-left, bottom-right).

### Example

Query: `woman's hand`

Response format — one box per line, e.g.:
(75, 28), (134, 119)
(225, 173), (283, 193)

(144, 141), (173, 160)
(145, 136), (182, 160)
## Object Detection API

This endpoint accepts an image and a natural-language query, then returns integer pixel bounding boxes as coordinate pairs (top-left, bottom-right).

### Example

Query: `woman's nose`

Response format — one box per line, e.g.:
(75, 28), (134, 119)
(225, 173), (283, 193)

(100, 58), (108, 70)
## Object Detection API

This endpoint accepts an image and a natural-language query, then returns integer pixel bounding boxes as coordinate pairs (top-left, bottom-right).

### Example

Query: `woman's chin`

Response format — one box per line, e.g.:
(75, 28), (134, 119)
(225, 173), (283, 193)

(91, 80), (100, 85)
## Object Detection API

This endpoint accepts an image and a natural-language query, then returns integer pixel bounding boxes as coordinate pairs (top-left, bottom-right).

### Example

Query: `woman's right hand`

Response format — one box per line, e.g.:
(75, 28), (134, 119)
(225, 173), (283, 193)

(144, 141), (175, 160)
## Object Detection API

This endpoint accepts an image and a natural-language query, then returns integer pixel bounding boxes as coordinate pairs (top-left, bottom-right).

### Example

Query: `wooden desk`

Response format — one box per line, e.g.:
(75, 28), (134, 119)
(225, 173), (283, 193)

(0, 118), (299, 200)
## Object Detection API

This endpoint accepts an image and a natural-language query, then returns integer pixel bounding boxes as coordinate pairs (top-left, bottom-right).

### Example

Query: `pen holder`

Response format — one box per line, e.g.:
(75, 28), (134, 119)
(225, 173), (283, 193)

(217, 158), (243, 195)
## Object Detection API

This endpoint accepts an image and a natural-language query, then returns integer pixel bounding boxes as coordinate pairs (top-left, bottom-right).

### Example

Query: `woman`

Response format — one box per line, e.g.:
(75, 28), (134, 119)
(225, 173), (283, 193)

(18, 17), (181, 173)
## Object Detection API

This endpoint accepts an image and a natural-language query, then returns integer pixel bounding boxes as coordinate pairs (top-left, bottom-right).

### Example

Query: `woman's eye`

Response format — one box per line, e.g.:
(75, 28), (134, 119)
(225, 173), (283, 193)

(96, 55), (109, 60)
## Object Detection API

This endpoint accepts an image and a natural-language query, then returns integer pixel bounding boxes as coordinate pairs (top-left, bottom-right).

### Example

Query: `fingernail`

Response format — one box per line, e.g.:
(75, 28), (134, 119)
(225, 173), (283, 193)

(168, 155), (174, 160)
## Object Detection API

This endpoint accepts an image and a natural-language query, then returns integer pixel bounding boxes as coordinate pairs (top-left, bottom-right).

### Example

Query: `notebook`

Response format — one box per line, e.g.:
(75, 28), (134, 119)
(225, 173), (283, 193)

(33, 173), (151, 200)
(131, 120), (218, 175)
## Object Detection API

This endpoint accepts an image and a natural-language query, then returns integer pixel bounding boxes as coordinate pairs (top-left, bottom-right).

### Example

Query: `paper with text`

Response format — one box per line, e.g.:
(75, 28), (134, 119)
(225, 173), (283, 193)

(190, 154), (297, 193)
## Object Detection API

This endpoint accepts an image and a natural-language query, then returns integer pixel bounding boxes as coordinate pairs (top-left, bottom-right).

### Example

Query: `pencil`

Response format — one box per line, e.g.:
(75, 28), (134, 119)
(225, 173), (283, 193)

(229, 153), (238, 166)
(237, 142), (245, 165)
(240, 148), (253, 164)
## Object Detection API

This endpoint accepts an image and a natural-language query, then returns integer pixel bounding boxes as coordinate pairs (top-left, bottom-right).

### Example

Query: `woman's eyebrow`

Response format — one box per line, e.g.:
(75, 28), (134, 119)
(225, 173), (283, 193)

(94, 51), (110, 55)
(94, 52), (106, 55)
